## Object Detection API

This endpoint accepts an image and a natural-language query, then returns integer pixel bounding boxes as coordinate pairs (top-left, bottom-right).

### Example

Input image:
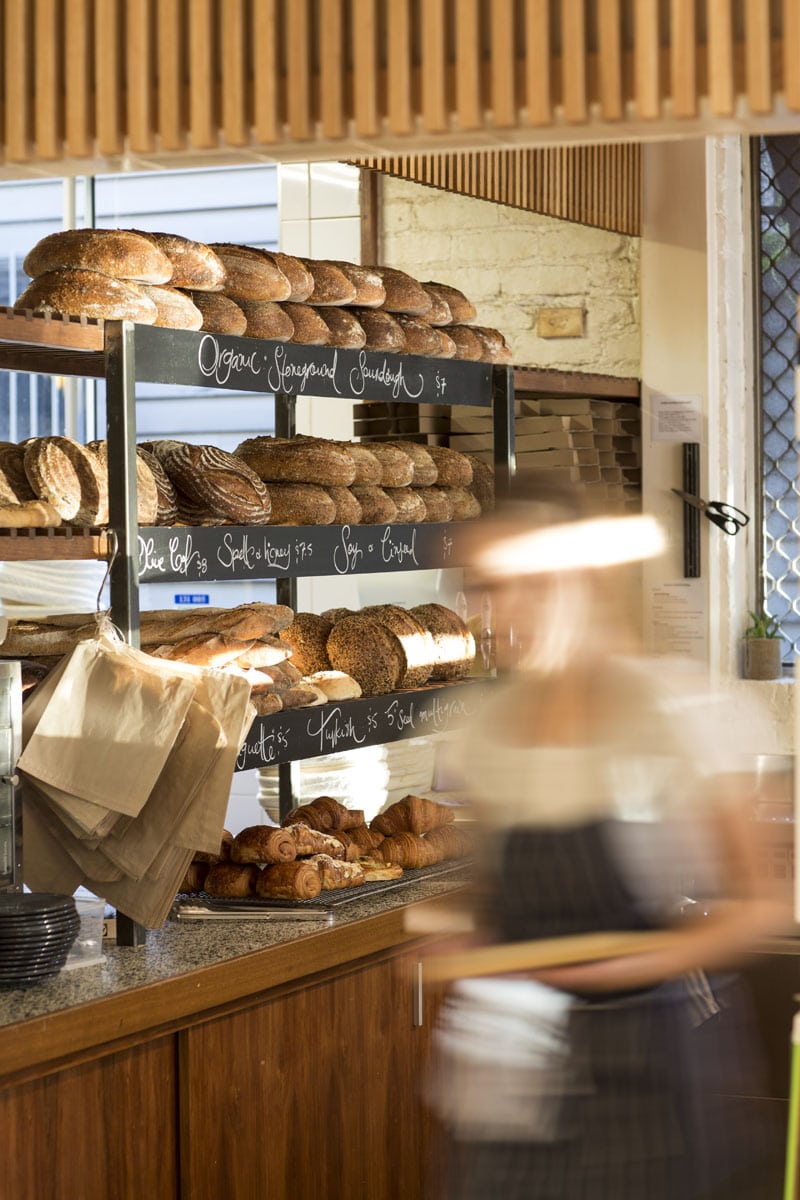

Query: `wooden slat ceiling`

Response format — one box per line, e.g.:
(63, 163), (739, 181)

(1, 0), (799, 177)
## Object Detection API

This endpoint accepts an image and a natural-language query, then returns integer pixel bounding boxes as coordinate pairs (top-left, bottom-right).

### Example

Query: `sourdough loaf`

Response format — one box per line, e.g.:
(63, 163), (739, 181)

(23, 228), (173, 284)
(279, 302), (330, 345)
(209, 243), (291, 301)
(323, 485), (362, 524)
(381, 441), (438, 486)
(424, 444), (473, 487)
(158, 442), (271, 525)
(24, 436), (108, 525)
(443, 486), (481, 520)
(384, 486), (426, 523)
(421, 281), (477, 324)
(267, 482), (336, 525)
(419, 285), (453, 326)
(446, 325), (484, 361)
(86, 440), (159, 526)
(318, 307), (366, 349)
(136, 447), (178, 525)
(133, 232), (226, 291)
(0, 444), (36, 502)
(138, 285), (203, 331)
(352, 309), (406, 353)
(350, 484), (397, 524)
(187, 291), (247, 336)
(361, 442), (414, 487)
(270, 252), (314, 302)
(238, 298), (294, 341)
(417, 486), (453, 522)
(394, 315), (444, 357)
(304, 260), (358, 306)
(464, 453), (495, 513)
(15, 269), (158, 324)
(372, 266), (433, 316)
(324, 262), (385, 307)
(338, 442), (382, 484)
(434, 328), (457, 358)
(471, 325), (513, 364)
(234, 436), (356, 486)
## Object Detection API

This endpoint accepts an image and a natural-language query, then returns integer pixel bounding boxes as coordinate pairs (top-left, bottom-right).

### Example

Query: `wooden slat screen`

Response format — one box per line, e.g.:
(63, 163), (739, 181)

(0, 0), (798, 174)
(356, 144), (642, 236)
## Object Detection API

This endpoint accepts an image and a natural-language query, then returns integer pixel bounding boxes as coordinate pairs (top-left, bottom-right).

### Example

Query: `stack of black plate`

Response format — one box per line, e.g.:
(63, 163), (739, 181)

(0, 894), (80, 988)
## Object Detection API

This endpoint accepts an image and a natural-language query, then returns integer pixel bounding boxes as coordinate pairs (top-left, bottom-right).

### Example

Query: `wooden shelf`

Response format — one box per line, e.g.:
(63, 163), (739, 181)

(513, 366), (640, 401)
(0, 526), (109, 561)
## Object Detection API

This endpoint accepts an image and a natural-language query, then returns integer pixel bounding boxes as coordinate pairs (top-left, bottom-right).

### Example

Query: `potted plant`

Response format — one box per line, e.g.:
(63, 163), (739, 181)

(742, 609), (784, 680)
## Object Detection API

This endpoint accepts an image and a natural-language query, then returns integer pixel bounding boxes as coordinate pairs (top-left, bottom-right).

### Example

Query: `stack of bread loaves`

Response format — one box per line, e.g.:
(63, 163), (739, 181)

(233, 433), (492, 524)
(14, 229), (512, 364)
(180, 793), (473, 900)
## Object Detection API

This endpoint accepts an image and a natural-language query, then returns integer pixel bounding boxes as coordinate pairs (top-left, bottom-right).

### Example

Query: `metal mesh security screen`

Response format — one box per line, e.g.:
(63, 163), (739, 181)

(758, 135), (800, 656)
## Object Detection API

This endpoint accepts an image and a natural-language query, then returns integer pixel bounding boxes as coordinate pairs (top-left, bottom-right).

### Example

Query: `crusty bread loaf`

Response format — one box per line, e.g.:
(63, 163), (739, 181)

(361, 604), (434, 688)
(372, 266), (433, 316)
(446, 325), (484, 361)
(0, 444), (36, 502)
(270, 252), (314, 302)
(234, 436), (356, 486)
(434, 328), (457, 358)
(326, 615), (405, 696)
(471, 325), (513, 364)
(419, 285), (453, 326)
(136, 447), (178, 525)
(410, 603), (476, 680)
(267, 482), (336, 525)
(234, 636), (294, 668)
(133, 231), (226, 291)
(384, 486), (426, 523)
(0, 500), (62, 527)
(86, 440), (159, 526)
(24, 436), (108, 525)
(252, 692), (284, 716)
(279, 302), (330, 345)
(187, 291), (247, 336)
(304, 259), (358, 306)
(318, 307), (366, 349)
(158, 442), (271, 525)
(138, 284), (203, 331)
(424, 444), (473, 487)
(23, 228), (173, 284)
(418, 486), (453, 523)
(464, 453), (495, 513)
(138, 602), (293, 646)
(304, 670), (362, 700)
(361, 442), (414, 487)
(338, 442), (382, 484)
(319, 607), (356, 624)
(209, 243), (292, 301)
(15, 269), (158, 324)
(443, 486), (481, 520)
(382, 441), (438, 487)
(350, 484), (398, 524)
(150, 633), (255, 667)
(238, 298), (294, 341)
(352, 309), (406, 353)
(281, 613), (334, 675)
(323, 485), (363, 524)
(420, 281), (477, 324)
(394, 315), (444, 357)
(323, 262), (385, 307)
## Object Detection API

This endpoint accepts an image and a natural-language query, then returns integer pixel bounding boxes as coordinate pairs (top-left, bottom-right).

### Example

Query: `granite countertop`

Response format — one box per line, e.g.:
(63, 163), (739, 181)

(0, 870), (470, 1032)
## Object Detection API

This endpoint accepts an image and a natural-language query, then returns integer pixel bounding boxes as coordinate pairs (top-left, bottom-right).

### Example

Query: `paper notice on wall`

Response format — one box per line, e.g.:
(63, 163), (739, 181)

(649, 392), (702, 442)
(646, 580), (707, 661)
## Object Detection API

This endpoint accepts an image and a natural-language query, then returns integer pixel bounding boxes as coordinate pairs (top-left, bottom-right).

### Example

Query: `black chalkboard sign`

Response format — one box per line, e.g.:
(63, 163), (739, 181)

(131, 325), (493, 406)
(137, 522), (468, 583)
(235, 680), (486, 771)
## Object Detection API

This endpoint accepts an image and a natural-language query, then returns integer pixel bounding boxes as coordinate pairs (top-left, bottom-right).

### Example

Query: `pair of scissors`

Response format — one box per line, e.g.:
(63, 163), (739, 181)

(670, 489), (750, 535)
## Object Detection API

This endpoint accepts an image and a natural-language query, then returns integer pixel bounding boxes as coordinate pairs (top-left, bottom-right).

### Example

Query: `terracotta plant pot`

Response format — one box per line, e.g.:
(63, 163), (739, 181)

(742, 637), (784, 680)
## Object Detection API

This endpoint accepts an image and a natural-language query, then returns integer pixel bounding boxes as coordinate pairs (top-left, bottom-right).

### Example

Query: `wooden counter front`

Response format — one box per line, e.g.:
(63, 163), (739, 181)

(0, 885), (461, 1200)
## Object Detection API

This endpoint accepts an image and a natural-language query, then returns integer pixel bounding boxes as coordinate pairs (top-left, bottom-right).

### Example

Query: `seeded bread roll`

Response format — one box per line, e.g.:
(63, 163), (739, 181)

(471, 325), (513, 364)
(418, 486), (454, 523)
(136, 447), (178, 525)
(383, 441), (438, 486)
(138, 284), (203, 331)
(23, 228), (173, 284)
(24, 436), (107, 525)
(0, 444), (36, 502)
(319, 607), (355, 624)
(15, 269), (158, 324)
(209, 243), (292, 301)
(323, 262), (385, 307)
(326, 615), (405, 696)
(394, 315), (444, 357)
(188, 291), (247, 336)
(267, 482), (336, 525)
(372, 266), (433, 317)
(318, 307), (366, 349)
(464, 453), (495, 513)
(419, 285), (454, 326)
(424, 444), (473, 487)
(446, 325), (484, 361)
(361, 443), (413, 487)
(270, 252), (314, 302)
(384, 486), (426, 523)
(410, 602), (476, 680)
(133, 231), (226, 291)
(443, 486), (481, 520)
(304, 259), (358, 306)
(350, 485), (398, 524)
(238, 298), (294, 341)
(281, 613), (334, 675)
(86, 440), (159, 526)
(421, 281), (477, 324)
(234, 436), (356, 486)
(353, 309), (406, 353)
(159, 442), (271, 525)
(361, 604), (434, 688)
(323, 486), (363, 524)
(278, 302), (330, 345)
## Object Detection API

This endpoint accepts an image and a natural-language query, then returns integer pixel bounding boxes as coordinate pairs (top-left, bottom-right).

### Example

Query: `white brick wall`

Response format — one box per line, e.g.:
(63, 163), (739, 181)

(379, 177), (641, 377)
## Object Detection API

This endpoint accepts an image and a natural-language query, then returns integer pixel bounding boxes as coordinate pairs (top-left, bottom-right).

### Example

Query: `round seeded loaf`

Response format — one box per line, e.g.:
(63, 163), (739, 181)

(383, 486), (426, 523)
(337, 442), (382, 484)
(350, 485), (398, 524)
(442, 486), (481, 520)
(361, 443), (413, 487)
(417, 486), (453, 523)
(409, 603), (476, 680)
(383, 441), (438, 486)
(424, 445), (473, 487)
(361, 605), (435, 688)
(323, 486), (363, 524)
(281, 613), (334, 675)
(23, 228), (173, 284)
(15, 269), (158, 324)
(464, 453), (495, 513)
(326, 615), (405, 696)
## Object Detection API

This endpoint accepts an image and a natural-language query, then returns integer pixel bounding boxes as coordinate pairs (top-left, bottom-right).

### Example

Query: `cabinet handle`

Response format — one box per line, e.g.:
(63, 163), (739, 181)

(413, 959), (424, 1027)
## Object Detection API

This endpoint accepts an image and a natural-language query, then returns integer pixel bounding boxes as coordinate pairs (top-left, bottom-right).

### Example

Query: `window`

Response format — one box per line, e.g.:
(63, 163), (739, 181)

(756, 135), (800, 657)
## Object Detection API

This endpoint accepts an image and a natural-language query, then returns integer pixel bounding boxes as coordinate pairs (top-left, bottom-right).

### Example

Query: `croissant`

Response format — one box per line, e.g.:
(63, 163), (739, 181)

(308, 795), (365, 831)
(178, 861), (208, 893)
(328, 831), (364, 862)
(283, 803), (330, 832)
(306, 853), (365, 889)
(371, 795), (455, 837)
(192, 829), (233, 864)
(256, 860), (322, 900)
(230, 826), (297, 865)
(423, 824), (475, 860)
(378, 832), (440, 869)
(347, 824), (385, 853)
(204, 862), (260, 898)
(289, 823), (346, 859)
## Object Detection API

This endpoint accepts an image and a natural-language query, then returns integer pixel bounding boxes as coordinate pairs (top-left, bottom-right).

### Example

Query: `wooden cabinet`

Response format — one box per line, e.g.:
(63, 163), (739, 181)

(179, 948), (447, 1200)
